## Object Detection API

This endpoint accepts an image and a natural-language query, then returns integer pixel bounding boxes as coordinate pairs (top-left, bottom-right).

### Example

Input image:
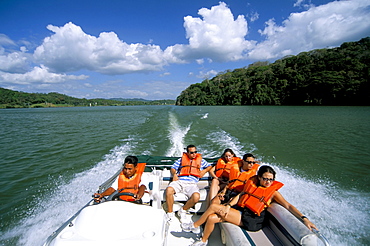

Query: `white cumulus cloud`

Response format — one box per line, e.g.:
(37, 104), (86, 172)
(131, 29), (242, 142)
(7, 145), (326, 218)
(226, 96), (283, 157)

(0, 65), (88, 85)
(0, 48), (30, 73)
(165, 2), (255, 62)
(34, 22), (168, 75)
(248, 0), (370, 60)
(196, 70), (218, 79)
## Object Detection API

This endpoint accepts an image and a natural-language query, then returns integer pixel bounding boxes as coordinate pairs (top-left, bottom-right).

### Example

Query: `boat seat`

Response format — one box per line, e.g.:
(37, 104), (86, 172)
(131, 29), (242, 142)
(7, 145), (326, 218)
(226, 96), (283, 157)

(219, 222), (254, 246)
(220, 222), (285, 246)
(219, 203), (319, 246)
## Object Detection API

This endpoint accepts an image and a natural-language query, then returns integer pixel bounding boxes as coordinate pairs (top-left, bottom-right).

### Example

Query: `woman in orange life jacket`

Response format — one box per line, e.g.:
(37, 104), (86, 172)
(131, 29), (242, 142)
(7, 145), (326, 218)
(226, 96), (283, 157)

(94, 156), (148, 203)
(208, 149), (241, 206)
(211, 153), (259, 206)
(182, 165), (318, 246)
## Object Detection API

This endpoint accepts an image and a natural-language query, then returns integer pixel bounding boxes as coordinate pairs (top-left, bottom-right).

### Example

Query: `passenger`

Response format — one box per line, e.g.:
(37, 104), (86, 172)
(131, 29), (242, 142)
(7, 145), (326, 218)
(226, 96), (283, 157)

(165, 145), (212, 222)
(212, 153), (259, 205)
(182, 165), (318, 246)
(208, 149), (241, 205)
(93, 156), (148, 203)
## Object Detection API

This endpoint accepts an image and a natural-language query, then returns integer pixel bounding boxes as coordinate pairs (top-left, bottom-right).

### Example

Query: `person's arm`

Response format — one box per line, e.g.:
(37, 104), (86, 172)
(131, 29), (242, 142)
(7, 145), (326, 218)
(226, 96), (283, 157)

(217, 186), (228, 200)
(209, 166), (218, 179)
(215, 190), (225, 202)
(200, 165), (213, 178)
(170, 158), (182, 181)
(136, 185), (146, 200)
(217, 192), (242, 217)
(170, 167), (179, 181)
(272, 191), (318, 230)
(199, 159), (213, 178)
(136, 173), (149, 200)
(226, 192), (241, 207)
(94, 187), (116, 202)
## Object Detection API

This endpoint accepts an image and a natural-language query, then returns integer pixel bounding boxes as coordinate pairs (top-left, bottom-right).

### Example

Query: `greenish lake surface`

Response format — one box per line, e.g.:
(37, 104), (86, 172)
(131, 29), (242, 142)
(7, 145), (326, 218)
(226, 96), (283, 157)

(0, 105), (369, 245)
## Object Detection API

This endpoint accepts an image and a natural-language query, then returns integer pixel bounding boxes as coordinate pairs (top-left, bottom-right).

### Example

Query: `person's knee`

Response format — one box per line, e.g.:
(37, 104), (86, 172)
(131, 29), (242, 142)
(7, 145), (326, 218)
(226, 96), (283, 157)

(166, 187), (175, 195)
(211, 197), (220, 205)
(191, 192), (200, 202)
(208, 203), (219, 211)
(207, 214), (220, 224)
(211, 178), (219, 186)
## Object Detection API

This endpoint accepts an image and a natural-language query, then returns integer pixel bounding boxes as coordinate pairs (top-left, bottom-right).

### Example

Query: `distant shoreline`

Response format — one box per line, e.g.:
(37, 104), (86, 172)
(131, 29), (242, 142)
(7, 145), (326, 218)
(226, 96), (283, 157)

(0, 103), (175, 109)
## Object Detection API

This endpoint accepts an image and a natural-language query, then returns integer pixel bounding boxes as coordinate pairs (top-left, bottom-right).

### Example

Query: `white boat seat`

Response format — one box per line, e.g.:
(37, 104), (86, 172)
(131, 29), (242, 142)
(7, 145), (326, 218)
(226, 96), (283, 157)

(220, 222), (254, 246)
(219, 203), (319, 246)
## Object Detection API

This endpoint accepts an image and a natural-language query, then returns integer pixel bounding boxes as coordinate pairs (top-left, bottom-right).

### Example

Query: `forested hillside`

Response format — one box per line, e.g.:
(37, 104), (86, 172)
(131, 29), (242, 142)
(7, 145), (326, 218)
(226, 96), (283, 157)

(176, 37), (370, 106)
(0, 88), (175, 108)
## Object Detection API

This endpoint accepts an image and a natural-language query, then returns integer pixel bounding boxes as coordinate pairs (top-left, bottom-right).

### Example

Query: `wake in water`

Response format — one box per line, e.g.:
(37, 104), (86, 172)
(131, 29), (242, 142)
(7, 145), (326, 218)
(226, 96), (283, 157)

(1, 141), (136, 246)
(204, 129), (257, 157)
(165, 111), (192, 157)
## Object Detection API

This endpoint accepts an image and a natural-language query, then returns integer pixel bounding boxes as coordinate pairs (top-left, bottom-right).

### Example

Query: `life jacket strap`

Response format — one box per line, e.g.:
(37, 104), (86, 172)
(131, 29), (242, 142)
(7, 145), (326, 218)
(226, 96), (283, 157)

(119, 185), (138, 192)
(215, 167), (231, 172)
(244, 191), (268, 205)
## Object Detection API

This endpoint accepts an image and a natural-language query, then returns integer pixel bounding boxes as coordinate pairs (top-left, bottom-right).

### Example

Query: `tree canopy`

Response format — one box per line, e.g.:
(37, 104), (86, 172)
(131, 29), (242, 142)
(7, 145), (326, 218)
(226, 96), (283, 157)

(176, 37), (370, 106)
(0, 88), (175, 108)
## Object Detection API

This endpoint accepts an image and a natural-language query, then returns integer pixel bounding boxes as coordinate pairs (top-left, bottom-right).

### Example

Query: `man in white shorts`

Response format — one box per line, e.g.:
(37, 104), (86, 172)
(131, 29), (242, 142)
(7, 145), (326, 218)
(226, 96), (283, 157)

(165, 145), (212, 221)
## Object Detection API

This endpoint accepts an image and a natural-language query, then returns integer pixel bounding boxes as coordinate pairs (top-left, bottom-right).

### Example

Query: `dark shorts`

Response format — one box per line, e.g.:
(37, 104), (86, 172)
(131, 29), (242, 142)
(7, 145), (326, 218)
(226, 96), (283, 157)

(233, 205), (266, 231)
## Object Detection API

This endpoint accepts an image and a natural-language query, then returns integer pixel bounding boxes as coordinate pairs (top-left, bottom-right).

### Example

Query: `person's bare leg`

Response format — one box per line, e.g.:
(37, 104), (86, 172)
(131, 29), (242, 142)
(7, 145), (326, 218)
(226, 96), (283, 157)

(166, 186), (175, 212)
(207, 178), (220, 206)
(211, 192), (222, 205)
(193, 203), (226, 227)
(197, 207), (243, 243)
(183, 192), (200, 210)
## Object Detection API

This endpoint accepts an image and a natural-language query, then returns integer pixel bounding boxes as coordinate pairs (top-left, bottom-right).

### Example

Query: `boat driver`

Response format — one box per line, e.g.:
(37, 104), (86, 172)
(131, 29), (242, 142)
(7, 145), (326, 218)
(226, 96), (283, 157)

(94, 155), (148, 203)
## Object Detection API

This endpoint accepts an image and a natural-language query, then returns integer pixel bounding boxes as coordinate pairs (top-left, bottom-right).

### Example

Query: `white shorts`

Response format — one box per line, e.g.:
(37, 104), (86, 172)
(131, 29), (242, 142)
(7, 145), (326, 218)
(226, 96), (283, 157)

(168, 180), (200, 198)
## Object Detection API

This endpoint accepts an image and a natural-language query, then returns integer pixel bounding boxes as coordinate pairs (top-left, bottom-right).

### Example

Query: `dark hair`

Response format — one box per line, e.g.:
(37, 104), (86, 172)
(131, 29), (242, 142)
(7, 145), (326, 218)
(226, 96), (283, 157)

(257, 165), (276, 179)
(221, 148), (236, 157)
(243, 153), (255, 161)
(124, 156), (138, 166)
(186, 144), (196, 152)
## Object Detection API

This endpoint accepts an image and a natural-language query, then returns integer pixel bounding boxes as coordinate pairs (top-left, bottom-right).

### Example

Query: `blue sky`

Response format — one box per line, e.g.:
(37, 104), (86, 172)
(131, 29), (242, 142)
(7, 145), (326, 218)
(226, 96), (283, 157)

(0, 0), (369, 100)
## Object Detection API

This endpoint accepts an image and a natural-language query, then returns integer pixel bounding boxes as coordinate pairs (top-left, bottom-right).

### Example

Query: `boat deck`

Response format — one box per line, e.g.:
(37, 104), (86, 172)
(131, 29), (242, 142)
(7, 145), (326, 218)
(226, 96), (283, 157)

(166, 213), (224, 246)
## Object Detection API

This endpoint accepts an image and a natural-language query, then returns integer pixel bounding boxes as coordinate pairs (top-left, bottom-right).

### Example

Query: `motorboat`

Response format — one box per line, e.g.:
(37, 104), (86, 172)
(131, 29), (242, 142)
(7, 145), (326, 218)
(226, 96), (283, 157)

(43, 155), (330, 246)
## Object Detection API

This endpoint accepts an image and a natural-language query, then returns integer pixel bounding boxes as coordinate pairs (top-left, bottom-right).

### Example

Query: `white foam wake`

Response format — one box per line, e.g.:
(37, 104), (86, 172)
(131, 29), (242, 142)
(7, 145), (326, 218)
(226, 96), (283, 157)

(2, 141), (135, 246)
(204, 129), (257, 158)
(165, 111), (192, 157)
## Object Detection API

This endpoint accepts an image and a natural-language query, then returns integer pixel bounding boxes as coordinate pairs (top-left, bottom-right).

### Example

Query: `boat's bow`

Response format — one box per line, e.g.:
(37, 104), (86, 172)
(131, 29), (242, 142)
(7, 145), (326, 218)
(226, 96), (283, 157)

(47, 201), (167, 246)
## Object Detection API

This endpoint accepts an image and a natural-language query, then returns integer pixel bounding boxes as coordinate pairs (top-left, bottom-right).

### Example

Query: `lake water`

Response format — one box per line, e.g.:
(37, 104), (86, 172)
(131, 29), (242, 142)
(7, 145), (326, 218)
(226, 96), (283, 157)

(0, 105), (369, 245)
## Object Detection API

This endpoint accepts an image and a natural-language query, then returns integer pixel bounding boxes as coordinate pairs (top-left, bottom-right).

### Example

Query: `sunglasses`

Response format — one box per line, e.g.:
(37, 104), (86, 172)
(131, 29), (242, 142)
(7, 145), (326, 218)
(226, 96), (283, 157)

(244, 161), (256, 164)
(261, 177), (274, 182)
(188, 151), (198, 154)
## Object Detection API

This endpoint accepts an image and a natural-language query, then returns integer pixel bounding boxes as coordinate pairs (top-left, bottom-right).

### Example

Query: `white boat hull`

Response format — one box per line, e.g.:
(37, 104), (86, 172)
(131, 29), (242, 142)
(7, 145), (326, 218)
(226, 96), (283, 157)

(49, 201), (167, 246)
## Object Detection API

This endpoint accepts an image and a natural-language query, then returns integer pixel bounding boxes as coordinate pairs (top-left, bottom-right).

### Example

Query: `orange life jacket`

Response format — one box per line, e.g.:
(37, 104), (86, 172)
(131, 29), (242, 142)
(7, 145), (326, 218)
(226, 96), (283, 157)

(237, 179), (284, 216)
(227, 164), (259, 193)
(214, 157), (241, 179)
(117, 162), (146, 201)
(178, 153), (202, 177)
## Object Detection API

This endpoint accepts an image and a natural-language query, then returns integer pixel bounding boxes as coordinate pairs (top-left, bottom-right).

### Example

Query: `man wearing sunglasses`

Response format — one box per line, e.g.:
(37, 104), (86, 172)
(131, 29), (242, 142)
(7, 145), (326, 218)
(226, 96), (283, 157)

(165, 145), (212, 222)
